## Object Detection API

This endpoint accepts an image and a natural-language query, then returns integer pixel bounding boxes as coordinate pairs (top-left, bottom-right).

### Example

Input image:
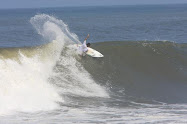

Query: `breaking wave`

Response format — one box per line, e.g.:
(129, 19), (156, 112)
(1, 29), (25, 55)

(0, 14), (109, 115)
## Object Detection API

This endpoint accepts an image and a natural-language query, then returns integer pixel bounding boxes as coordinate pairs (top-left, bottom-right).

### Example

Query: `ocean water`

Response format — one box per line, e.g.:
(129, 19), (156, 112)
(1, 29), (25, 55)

(0, 4), (187, 124)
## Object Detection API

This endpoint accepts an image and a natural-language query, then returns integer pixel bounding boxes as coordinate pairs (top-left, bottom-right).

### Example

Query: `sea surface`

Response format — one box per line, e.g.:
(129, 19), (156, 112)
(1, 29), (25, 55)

(0, 4), (187, 124)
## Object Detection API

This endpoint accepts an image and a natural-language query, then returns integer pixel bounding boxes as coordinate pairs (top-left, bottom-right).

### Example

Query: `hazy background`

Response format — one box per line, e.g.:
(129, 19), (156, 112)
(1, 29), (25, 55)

(0, 0), (187, 9)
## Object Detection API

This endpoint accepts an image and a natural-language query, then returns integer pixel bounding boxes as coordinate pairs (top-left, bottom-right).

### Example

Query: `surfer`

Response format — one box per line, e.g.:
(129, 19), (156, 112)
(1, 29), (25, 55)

(79, 34), (91, 56)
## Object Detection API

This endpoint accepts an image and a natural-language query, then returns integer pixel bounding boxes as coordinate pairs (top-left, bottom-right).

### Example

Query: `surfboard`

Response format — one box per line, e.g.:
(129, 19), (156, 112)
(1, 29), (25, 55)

(76, 44), (104, 58)
(86, 47), (104, 58)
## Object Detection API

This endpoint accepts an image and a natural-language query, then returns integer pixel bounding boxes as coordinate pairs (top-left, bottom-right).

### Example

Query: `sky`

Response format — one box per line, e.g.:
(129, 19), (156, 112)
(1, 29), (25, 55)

(0, 0), (187, 9)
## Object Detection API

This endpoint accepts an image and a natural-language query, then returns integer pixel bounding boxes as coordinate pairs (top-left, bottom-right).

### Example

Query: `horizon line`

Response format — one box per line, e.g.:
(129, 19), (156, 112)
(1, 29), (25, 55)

(0, 3), (187, 10)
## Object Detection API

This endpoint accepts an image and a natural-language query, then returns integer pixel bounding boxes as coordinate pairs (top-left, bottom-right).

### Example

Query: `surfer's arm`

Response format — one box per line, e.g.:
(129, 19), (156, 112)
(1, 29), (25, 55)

(84, 34), (89, 41)
(83, 34), (89, 45)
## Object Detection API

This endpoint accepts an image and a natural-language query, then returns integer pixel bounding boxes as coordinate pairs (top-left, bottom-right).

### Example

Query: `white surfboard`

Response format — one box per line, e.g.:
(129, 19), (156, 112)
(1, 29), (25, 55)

(86, 47), (104, 58)
(76, 44), (104, 58)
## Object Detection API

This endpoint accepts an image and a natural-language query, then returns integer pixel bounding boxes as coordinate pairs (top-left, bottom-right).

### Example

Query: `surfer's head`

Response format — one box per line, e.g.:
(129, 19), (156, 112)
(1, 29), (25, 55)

(87, 43), (91, 47)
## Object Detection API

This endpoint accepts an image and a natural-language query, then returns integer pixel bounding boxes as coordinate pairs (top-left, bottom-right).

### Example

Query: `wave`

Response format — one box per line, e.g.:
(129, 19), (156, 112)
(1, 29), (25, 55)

(0, 14), (108, 115)
(80, 41), (187, 103)
(1, 13), (187, 116)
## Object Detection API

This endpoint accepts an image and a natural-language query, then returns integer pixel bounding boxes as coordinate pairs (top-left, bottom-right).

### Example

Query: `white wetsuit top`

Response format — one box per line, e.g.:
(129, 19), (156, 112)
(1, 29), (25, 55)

(79, 40), (88, 53)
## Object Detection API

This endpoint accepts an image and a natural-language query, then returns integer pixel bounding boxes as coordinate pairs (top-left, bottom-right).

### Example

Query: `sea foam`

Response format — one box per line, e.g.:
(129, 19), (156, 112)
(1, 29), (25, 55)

(0, 14), (109, 115)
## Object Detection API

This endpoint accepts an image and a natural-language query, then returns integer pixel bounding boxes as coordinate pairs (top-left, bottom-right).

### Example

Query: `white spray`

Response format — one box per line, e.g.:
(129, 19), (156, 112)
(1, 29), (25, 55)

(0, 14), (108, 115)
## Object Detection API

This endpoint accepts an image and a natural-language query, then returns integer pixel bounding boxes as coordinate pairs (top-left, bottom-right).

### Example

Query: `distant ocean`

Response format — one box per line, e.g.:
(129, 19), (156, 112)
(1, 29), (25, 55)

(0, 4), (187, 124)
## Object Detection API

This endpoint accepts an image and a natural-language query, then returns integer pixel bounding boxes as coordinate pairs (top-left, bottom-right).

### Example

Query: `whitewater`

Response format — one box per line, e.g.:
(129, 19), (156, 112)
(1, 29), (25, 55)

(0, 14), (108, 116)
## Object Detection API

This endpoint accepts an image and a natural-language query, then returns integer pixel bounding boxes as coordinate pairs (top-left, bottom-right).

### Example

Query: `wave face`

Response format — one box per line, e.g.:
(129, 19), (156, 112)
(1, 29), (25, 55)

(0, 14), (108, 115)
(81, 41), (187, 103)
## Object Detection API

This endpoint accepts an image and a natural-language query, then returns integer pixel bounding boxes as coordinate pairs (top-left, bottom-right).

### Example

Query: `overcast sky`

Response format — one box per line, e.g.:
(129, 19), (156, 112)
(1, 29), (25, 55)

(1, 0), (187, 9)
